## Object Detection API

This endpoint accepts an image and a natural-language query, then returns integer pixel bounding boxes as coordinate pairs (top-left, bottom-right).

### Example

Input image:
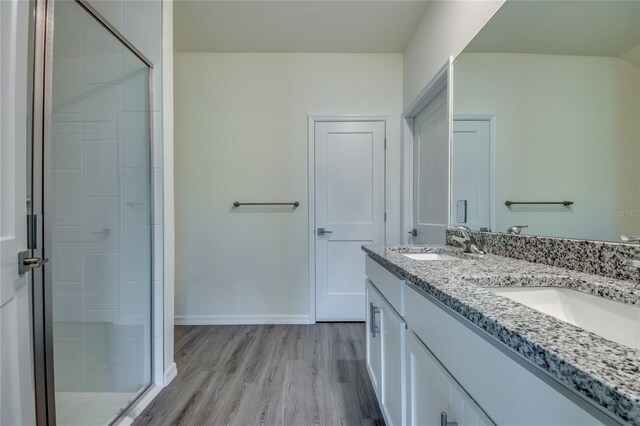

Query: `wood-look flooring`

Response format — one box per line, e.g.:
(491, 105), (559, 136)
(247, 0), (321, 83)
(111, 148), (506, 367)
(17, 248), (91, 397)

(134, 324), (385, 426)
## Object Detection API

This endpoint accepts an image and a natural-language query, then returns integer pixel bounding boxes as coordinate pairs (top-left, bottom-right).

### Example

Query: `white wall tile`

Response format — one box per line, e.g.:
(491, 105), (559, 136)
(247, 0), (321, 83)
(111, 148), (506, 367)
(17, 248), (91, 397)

(123, 169), (150, 225)
(123, 225), (151, 281)
(83, 82), (123, 118)
(53, 338), (85, 392)
(83, 254), (119, 311)
(88, 0), (123, 30)
(122, 53), (150, 112)
(53, 294), (83, 322)
(83, 197), (120, 253)
(52, 242), (83, 283)
(53, 131), (82, 169)
(53, 0), (85, 56)
(54, 170), (82, 225)
(122, 1), (162, 57)
(52, 225), (83, 243)
(123, 281), (151, 332)
(123, 111), (150, 167)
(52, 56), (84, 114)
(83, 17), (123, 84)
(124, 337), (151, 392)
(53, 320), (84, 339)
(85, 365), (124, 392)
(84, 322), (124, 367)
(83, 142), (119, 196)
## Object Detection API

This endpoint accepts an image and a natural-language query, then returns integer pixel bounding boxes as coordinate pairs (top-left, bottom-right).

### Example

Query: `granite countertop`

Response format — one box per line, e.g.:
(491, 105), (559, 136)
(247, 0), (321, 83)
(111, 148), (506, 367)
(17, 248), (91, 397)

(362, 244), (640, 425)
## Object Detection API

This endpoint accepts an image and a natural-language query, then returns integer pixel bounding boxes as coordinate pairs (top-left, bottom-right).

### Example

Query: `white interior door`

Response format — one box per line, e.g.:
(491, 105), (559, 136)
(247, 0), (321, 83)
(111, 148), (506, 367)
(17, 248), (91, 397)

(0, 0), (37, 423)
(451, 120), (491, 231)
(315, 121), (385, 321)
(413, 89), (448, 244)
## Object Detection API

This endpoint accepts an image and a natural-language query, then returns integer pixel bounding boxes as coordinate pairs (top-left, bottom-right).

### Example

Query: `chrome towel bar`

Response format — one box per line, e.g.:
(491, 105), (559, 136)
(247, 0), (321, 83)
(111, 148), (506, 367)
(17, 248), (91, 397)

(505, 200), (573, 207)
(233, 201), (300, 207)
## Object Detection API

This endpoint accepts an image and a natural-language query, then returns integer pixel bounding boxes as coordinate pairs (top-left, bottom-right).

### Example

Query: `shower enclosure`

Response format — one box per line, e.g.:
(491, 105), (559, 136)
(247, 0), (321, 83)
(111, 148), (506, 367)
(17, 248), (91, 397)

(31, 0), (155, 424)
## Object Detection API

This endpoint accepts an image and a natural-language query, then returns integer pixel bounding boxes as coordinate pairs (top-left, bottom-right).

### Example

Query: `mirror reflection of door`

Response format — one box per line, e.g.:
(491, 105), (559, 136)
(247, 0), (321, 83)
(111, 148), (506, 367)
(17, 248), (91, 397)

(451, 119), (491, 231)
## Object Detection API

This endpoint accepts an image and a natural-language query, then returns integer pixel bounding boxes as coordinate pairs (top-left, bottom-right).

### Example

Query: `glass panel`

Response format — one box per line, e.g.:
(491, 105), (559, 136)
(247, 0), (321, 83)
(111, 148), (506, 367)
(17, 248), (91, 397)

(49, 2), (152, 424)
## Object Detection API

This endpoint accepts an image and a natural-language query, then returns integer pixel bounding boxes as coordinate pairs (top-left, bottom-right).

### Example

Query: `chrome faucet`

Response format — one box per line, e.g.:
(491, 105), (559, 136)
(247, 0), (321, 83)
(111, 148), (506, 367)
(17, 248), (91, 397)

(452, 226), (486, 255)
(623, 259), (640, 289)
(507, 225), (528, 235)
(621, 235), (640, 244)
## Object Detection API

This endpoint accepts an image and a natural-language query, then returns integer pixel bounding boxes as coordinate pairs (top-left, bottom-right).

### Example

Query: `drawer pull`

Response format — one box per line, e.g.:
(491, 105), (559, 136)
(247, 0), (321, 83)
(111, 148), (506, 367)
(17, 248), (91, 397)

(369, 302), (380, 337)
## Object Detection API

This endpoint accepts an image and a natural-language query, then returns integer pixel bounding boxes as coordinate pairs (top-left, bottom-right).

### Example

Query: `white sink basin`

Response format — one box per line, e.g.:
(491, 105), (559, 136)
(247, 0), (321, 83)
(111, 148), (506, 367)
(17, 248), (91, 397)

(402, 253), (463, 261)
(487, 287), (640, 349)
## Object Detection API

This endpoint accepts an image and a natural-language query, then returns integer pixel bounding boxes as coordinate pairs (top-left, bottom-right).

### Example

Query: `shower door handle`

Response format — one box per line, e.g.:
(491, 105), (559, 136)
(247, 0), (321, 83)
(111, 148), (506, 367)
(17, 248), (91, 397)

(18, 250), (49, 275)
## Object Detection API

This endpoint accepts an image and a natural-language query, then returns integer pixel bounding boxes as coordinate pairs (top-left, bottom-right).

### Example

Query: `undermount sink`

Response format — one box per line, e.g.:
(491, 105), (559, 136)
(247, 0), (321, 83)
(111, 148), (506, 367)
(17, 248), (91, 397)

(487, 286), (640, 349)
(402, 253), (464, 261)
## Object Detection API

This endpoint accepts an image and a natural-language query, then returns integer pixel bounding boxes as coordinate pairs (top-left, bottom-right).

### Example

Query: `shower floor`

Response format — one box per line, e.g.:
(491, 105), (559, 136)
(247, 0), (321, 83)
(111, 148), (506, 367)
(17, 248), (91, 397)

(56, 392), (137, 426)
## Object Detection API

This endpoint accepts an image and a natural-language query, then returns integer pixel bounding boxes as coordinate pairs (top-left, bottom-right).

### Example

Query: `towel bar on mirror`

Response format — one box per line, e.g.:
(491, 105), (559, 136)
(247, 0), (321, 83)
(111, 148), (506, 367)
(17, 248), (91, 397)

(505, 200), (573, 207)
(233, 201), (300, 207)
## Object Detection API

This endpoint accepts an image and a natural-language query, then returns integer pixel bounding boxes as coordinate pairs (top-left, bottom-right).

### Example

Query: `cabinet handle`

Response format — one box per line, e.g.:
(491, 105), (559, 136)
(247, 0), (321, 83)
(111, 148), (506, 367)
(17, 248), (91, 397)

(369, 302), (380, 337)
(440, 412), (458, 426)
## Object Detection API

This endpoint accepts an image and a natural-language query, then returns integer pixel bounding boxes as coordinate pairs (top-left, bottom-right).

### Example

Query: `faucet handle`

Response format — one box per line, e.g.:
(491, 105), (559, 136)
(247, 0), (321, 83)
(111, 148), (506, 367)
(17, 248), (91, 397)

(623, 259), (640, 272)
(621, 235), (640, 243)
(507, 225), (528, 235)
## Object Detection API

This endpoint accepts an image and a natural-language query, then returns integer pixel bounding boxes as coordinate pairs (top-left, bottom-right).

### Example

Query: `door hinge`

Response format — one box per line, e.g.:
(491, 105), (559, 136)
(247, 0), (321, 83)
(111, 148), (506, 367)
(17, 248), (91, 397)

(384, 212), (387, 222)
(384, 138), (387, 149)
(27, 214), (37, 249)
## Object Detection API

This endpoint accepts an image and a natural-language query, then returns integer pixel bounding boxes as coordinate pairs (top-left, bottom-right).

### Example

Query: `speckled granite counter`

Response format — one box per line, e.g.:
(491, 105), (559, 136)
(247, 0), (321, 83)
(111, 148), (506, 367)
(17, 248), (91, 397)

(362, 244), (640, 425)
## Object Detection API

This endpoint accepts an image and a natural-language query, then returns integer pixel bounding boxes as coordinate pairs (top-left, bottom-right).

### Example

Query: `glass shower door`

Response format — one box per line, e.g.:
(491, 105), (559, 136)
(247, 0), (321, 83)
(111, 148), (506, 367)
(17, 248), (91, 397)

(46, 1), (153, 424)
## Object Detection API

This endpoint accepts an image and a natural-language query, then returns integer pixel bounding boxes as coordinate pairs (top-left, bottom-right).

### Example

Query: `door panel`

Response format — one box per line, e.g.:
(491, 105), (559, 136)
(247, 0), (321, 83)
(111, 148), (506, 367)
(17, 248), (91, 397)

(315, 121), (385, 321)
(413, 89), (448, 244)
(0, 0), (37, 423)
(43, 2), (154, 424)
(451, 120), (491, 230)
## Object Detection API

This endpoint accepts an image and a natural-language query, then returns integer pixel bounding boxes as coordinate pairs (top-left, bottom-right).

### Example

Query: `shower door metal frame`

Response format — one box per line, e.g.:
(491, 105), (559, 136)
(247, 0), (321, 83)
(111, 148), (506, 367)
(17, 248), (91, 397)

(31, 0), (157, 424)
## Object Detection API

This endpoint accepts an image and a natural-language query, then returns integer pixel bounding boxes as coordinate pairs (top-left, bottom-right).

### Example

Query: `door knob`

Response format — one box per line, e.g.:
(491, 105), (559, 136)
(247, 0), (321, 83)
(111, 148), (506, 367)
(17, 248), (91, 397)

(18, 250), (49, 275)
(408, 229), (417, 237)
(316, 228), (333, 236)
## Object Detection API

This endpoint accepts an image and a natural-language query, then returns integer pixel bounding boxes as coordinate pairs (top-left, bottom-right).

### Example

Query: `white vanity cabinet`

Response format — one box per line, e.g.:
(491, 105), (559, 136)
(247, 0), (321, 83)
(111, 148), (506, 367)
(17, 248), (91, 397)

(407, 330), (493, 426)
(365, 280), (406, 426)
(365, 255), (615, 426)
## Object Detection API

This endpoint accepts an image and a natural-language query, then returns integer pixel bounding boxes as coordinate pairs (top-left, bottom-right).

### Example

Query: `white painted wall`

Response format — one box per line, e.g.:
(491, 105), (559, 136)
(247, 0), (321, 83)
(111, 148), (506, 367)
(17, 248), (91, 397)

(403, 0), (504, 110)
(453, 53), (640, 241)
(174, 53), (403, 323)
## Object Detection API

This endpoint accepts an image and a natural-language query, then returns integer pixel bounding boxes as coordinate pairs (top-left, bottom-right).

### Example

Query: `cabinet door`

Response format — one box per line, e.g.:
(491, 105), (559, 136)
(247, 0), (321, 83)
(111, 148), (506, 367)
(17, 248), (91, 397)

(366, 280), (383, 398)
(381, 297), (406, 426)
(407, 331), (494, 426)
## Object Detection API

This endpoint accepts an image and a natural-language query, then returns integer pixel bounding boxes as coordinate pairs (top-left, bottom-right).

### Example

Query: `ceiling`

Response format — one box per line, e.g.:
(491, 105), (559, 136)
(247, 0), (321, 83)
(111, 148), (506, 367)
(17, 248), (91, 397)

(174, 0), (430, 53)
(464, 1), (640, 58)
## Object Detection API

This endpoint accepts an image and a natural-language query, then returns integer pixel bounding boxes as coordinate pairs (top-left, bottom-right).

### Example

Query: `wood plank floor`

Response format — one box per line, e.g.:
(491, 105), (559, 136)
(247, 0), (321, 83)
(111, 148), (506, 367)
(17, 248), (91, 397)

(134, 324), (385, 426)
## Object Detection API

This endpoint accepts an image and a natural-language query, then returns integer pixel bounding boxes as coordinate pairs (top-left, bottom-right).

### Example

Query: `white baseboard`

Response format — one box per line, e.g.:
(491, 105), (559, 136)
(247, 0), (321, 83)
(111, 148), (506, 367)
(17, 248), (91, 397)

(174, 314), (311, 325)
(164, 362), (178, 385)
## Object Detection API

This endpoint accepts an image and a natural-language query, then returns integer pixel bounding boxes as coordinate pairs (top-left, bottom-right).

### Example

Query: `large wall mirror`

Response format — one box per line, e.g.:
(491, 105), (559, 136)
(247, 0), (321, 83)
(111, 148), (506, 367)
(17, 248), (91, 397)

(451, 0), (640, 243)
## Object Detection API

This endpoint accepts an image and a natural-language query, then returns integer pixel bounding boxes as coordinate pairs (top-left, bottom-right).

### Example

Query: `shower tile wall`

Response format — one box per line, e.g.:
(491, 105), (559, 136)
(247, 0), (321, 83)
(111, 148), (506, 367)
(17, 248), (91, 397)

(51, 0), (163, 395)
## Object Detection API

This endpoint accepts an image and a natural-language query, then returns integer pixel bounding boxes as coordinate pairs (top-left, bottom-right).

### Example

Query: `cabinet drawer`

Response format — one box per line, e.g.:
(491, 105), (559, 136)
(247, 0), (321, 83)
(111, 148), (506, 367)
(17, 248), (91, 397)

(365, 256), (405, 316)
